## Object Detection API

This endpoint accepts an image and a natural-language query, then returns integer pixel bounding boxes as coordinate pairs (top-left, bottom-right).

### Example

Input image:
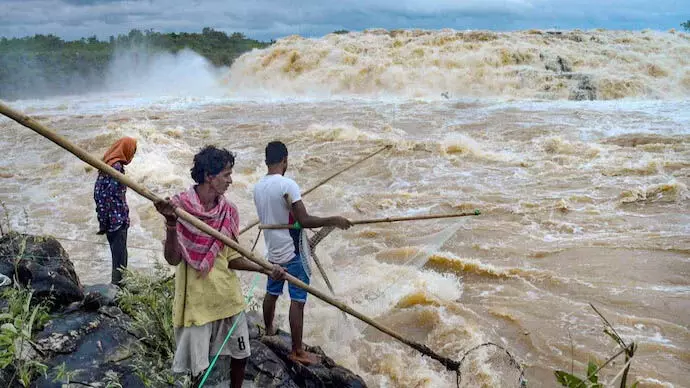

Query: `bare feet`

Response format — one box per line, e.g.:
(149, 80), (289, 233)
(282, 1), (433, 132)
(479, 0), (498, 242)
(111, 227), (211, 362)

(191, 371), (205, 388)
(263, 325), (278, 337)
(288, 349), (321, 365)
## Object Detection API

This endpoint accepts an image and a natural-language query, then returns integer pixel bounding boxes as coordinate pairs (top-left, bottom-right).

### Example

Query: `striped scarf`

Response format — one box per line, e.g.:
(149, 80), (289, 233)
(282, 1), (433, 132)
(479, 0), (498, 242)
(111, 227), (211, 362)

(172, 186), (239, 275)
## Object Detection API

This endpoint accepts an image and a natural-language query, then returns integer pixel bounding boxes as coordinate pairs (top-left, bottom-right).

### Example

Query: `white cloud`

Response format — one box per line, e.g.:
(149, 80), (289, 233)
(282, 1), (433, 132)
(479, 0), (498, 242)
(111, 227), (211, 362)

(0, 0), (687, 40)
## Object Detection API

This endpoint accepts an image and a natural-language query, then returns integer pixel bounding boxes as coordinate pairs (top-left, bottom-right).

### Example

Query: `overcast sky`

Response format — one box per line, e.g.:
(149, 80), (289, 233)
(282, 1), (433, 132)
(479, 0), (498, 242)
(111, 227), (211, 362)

(1, 0), (688, 41)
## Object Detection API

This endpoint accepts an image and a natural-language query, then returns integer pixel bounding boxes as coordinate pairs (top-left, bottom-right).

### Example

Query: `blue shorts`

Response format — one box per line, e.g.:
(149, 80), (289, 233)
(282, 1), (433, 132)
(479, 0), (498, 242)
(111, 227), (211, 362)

(266, 254), (310, 303)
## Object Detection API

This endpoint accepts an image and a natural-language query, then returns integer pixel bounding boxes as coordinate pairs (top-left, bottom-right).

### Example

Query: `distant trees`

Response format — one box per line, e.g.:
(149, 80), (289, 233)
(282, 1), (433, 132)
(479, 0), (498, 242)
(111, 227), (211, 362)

(682, 20), (690, 31)
(0, 28), (271, 99)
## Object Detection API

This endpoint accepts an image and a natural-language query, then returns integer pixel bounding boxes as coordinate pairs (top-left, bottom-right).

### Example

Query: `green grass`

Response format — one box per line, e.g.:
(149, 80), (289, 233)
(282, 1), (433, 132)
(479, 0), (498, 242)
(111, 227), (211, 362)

(118, 266), (189, 387)
(0, 285), (50, 387)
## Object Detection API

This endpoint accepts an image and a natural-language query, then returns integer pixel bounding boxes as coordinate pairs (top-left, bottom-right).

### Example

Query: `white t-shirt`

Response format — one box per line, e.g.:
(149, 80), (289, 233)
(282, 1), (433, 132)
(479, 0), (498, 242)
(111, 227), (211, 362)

(253, 174), (302, 264)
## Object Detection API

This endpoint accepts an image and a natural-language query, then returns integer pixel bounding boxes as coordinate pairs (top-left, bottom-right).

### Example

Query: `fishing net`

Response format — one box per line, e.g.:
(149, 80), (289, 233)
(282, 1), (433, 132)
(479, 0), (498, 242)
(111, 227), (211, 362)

(359, 224), (461, 310)
(298, 226), (336, 292)
(294, 224), (525, 387)
(456, 342), (526, 387)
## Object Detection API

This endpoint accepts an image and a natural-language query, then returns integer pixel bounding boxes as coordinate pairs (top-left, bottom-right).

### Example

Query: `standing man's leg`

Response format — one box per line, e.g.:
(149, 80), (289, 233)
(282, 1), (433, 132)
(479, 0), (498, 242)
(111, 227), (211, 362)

(263, 268), (285, 336)
(106, 226), (128, 286)
(286, 255), (319, 364)
(230, 357), (247, 388)
(262, 293), (279, 335)
(288, 300), (313, 359)
(225, 314), (251, 388)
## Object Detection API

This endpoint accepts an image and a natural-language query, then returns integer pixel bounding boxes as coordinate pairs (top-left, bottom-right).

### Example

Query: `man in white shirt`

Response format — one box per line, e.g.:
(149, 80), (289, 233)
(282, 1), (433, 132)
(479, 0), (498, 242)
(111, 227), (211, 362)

(253, 141), (352, 365)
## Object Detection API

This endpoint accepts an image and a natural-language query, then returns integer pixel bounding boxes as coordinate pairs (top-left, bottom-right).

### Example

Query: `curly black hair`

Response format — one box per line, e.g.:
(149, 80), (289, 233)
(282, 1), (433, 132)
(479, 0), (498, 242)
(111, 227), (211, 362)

(190, 145), (235, 184)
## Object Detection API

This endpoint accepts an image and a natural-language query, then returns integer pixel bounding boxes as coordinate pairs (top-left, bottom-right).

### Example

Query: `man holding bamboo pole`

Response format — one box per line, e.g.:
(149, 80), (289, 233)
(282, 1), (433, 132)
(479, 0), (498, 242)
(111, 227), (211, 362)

(253, 141), (352, 365)
(154, 145), (286, 388)
(0, 102), (501, 382)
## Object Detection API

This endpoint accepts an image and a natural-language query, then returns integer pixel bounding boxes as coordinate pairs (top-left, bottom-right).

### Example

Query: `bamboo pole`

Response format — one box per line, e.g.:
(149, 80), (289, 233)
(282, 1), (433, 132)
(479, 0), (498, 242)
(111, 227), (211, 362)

(238, 144), (390, 235)
(302, 145), (391, 197)
(259, 210), (481, 230)
(0, 102), (460, 371)
(310, 241), (336, 295)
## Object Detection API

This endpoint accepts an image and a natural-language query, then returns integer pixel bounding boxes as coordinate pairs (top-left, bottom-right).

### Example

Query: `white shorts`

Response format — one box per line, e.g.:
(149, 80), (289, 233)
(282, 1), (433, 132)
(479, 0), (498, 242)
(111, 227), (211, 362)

(172, 313), (250, 376)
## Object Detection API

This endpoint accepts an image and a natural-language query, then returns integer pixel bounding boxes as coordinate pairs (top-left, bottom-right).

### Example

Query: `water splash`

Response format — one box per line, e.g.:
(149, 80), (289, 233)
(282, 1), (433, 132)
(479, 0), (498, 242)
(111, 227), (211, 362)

(226, 29), (690, 100)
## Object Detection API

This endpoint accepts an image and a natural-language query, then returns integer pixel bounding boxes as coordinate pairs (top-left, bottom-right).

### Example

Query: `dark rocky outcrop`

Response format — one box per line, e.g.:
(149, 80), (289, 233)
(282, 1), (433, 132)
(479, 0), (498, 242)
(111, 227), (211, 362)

(200, 311), (368, 388)
(543, 55), (572, 73)
(82, 283), (120, 310)
(0, 233), (83, 308)
(33, 305), (141, 388)
(0, 234), (367, 387)
(563, 73), (597, 101)
(537, 52), (597, 100)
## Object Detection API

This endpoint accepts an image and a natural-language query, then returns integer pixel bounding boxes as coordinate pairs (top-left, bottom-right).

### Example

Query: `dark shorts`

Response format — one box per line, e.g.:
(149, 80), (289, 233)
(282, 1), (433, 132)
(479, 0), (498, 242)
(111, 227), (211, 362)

(266, 254), (310, 303)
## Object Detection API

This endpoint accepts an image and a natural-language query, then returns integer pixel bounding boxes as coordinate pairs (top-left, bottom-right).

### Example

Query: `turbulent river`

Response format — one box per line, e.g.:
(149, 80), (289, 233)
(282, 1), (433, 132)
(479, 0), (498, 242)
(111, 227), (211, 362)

(1, 29), (689, 387)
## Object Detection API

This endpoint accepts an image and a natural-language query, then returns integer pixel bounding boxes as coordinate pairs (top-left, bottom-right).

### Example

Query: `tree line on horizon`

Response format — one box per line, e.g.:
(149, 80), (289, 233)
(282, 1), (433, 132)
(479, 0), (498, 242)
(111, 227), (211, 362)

(1, 22), (688, 100)
(0, 28), (272, 100)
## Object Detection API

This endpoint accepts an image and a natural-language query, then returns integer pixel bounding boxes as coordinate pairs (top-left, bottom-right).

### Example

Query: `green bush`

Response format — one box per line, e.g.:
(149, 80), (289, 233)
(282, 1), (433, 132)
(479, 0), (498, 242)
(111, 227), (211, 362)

(554, 304), (638, 388)
(0, 28), (271, 100)
(118, 266), (188, 387)
(0, 285), (50, 387)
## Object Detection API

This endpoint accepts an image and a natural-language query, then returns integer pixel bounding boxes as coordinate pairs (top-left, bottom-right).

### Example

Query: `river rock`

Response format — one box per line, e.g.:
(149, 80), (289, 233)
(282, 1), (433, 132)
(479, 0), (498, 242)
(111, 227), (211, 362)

(0, 233), (83, 308)
(33, 306), (141, 387)
(564, 73), (597, 100)
(83, 283), (120, 310)
(197, 311), (367, 388)
(0, 234), (366, 387)
(544, 55), (572, 73)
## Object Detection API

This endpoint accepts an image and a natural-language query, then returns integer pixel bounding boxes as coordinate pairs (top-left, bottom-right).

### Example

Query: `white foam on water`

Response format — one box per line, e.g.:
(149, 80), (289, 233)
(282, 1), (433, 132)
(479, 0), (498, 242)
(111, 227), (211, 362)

(225, 29), (690, 101)
(2, 72), (690, 386)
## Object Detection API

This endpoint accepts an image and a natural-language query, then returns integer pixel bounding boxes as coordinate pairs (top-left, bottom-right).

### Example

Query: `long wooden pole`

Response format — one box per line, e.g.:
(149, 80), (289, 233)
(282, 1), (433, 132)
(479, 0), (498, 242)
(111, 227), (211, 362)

(310, 242), (336, 295)
(0, 102), (460, 371)
(238, 144), (390, 235)
(259, 210), (481, 230)
(302, 145), (391, 197)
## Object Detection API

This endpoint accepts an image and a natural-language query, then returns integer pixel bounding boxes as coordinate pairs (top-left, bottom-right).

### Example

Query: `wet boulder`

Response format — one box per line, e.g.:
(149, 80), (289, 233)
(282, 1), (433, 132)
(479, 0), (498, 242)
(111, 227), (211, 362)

(544, 55), (572, 73)
(0, 233), (83, 308)
(33, 305), (142, 388)
(201, 312), (368, 388)
(82, 283), (120, 310)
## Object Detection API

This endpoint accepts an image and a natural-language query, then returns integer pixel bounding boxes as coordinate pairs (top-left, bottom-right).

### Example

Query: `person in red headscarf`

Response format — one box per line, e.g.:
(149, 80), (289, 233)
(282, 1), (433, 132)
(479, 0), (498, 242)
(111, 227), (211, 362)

(93, 137), (137, 286)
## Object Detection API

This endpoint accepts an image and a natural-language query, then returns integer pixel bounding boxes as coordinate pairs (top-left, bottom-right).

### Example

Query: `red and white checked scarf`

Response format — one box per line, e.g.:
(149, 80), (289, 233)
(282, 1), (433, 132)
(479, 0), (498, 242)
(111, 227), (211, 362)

(172, 186), (239, 275)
